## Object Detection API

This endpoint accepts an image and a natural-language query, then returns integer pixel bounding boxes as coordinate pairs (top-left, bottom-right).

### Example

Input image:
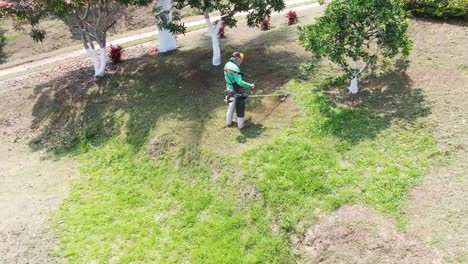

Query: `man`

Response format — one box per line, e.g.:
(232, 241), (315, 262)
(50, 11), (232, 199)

(224, 51), (255, 129)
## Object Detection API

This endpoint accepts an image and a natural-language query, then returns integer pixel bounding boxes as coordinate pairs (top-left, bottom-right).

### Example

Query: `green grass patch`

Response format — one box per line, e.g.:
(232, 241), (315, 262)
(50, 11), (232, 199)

(54, 74), (441, 263)
(51, 10), (442, 263)
(56, 140), (290, 263)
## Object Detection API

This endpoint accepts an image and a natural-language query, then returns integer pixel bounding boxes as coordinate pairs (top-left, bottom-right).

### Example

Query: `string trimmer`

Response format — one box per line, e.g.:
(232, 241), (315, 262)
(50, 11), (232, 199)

(247, 93), (289, 102)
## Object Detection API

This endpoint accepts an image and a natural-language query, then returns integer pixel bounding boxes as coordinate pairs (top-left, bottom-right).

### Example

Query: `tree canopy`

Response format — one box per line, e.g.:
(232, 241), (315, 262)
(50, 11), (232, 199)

(299, 0), (413, 75)
(0, 0), (47, 41)
(156, 0), (286, 34)
(45, 0), (152, 77)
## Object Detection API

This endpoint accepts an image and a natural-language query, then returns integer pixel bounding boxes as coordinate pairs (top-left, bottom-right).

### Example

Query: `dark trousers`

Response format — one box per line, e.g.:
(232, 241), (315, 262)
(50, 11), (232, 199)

(236, 98), (246, 118)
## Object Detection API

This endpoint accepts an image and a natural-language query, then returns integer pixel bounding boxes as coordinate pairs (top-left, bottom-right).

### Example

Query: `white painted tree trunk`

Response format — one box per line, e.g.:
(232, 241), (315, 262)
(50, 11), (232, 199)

(158, 0), (177, 52)
(204, 12), (222, 66)
(81, 31), (102, 77)
(348, 61), (368, 94)
(97, 43), (107, 77)
(85, 48), (100, 74)
(349, 60), (359, 94)
(348, 75), (359, 94)
(83, 43), (106, 78)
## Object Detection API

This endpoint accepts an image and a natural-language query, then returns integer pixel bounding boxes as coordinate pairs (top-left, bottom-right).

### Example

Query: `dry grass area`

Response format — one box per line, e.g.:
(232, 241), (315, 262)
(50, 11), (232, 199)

(404, 19), (468, 263)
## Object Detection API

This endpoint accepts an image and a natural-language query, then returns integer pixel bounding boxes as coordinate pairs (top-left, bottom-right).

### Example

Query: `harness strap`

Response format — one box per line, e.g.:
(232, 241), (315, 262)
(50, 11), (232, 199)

(224, 67), (239, 87)
(224, 68), (242, 75)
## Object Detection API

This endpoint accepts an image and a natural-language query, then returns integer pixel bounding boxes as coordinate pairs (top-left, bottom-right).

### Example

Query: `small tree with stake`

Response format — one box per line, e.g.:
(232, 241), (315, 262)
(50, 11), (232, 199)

(299, 0), (412, 94)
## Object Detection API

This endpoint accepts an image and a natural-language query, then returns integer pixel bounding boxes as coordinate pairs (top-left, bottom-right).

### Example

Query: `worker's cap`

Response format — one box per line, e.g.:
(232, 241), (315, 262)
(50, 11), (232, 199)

(232, 51), (245, 60)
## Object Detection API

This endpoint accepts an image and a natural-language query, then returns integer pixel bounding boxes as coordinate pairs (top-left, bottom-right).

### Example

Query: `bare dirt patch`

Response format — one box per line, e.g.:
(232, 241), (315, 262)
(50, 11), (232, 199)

(0, 51), (78, 264)
(296, 19), (468, 264)
(0, 141), (77, 264)
(404, 19), (468, 263)
(407, 153), (468, 263)
(296, 205), (444, 264)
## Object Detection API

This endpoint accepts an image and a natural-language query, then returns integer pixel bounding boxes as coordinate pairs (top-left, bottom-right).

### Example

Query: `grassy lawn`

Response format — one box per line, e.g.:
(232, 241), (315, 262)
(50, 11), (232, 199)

(28, 9), (443, 264)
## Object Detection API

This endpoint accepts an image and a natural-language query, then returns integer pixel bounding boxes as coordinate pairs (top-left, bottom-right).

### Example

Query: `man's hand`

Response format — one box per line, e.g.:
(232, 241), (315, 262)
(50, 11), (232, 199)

(250, 84), (256, 89)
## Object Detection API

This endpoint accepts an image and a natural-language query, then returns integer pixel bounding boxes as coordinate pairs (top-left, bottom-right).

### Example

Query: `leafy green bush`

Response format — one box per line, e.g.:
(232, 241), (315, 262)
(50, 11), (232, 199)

(299, 0), (412, 76)
(0, 34), (6, 62)
(401, 0), (468, 19)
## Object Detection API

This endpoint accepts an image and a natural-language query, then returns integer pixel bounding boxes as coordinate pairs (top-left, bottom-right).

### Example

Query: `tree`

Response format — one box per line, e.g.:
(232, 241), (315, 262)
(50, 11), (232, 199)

(0, 0), (47, 42)
(156, 0), (286, 66)
(1, 0), (152, 78)
(49, 0), (153, 78)
(298, 0), (412, 93)
(0, 0), (47, 62)
(156, 0), (177, 52)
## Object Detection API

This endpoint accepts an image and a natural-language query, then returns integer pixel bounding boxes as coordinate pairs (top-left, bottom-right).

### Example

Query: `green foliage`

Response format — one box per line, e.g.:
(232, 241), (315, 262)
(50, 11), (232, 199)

(299, 0), (413, 75)
(155, 0), (286, 34)
(400, 0), (468, 19)
(0, 0), (47, 42)
(0, 0), (153, 43)
(0, 34), (5, 61)
(29, 27), (46, 42)
(50, 0), (153, 17)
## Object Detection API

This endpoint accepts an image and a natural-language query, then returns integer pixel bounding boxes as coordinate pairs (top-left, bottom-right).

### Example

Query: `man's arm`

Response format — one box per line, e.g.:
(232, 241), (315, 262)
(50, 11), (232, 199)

(226, 82), (234, 91)
(234, 74), (253, 89)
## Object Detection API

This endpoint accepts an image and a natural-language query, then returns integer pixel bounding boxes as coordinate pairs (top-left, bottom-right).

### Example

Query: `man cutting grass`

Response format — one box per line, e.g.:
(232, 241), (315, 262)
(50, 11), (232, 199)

(224, 51), (256, 129)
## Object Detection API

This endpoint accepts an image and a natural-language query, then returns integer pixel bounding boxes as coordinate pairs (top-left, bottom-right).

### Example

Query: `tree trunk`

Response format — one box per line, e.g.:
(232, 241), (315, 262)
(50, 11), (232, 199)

(96, 38), (107, 77)
(348, 61), (368, 94)
(204, 12), (222, 66)
(80, 31), (100, 77)
(348, 75), (358, 94)
(158, 0), (177, 52)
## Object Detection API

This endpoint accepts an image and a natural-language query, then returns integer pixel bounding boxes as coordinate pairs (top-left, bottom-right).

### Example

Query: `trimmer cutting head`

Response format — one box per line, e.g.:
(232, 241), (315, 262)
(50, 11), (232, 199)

(279, 94), (288, 102)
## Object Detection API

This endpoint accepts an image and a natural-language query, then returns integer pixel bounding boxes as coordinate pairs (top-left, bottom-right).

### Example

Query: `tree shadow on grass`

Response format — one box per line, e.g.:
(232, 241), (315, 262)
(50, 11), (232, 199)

(315, 68), (431, 144)
(29, 49), (220, 155)
(28, 27), (308, 155)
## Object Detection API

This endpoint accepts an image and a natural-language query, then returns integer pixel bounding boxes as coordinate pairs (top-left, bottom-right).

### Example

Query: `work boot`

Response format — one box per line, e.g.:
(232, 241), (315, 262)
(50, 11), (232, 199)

(237, 117), (245, 129)
(238, 118), (254, 129)
(227, 122), (237, 128)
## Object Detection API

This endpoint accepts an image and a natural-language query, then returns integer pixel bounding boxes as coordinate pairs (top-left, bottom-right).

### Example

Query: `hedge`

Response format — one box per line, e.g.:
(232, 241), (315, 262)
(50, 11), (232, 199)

(401, 0), (468, 19)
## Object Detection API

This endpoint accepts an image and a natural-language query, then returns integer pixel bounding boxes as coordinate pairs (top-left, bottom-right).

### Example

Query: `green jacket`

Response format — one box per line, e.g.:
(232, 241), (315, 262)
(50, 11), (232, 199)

(224, 60), (252, 91)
